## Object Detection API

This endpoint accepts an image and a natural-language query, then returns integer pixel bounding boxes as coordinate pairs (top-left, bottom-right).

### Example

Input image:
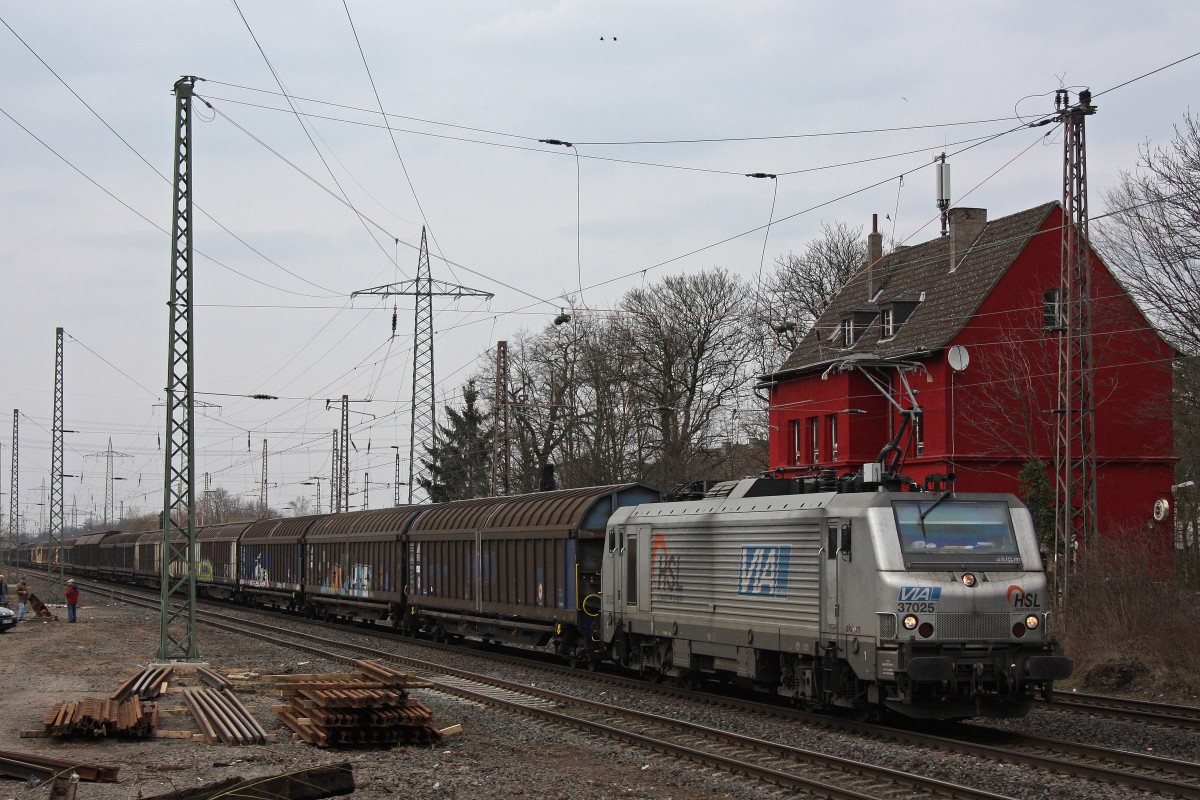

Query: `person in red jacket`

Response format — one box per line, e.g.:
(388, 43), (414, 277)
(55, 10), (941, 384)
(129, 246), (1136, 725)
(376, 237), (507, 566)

(64, 579), (79, 623)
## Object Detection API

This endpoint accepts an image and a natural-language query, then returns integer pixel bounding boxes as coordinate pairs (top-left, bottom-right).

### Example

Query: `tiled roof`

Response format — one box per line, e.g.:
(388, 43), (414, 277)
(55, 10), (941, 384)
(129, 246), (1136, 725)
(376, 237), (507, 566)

(769, 202), (1057, 378)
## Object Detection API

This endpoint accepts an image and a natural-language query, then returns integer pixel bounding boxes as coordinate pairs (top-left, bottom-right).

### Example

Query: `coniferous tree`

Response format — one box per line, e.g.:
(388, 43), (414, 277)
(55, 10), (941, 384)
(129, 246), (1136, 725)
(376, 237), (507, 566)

(418, 380), (493, 502)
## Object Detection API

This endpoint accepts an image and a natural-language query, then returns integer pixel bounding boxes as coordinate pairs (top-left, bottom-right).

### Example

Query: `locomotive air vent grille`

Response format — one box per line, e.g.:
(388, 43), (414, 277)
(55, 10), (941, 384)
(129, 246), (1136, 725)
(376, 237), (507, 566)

(937, 612), (1010, 640)
(877, 613), (897, 640)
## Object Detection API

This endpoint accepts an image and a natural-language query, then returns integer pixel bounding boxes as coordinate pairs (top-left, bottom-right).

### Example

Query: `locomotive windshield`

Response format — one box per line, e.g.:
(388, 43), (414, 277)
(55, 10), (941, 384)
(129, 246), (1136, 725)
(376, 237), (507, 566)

(892, 499), (1021, 568)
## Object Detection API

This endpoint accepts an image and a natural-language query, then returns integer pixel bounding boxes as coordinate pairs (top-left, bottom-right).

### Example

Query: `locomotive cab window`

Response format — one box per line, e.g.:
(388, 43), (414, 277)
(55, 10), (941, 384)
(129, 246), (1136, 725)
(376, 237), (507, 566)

(893, 500), (1021, 568)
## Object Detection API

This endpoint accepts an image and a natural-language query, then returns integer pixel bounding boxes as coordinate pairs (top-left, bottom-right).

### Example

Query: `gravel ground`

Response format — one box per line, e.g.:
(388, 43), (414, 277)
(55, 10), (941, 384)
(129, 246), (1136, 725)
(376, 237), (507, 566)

(1, 577), (1194, 800)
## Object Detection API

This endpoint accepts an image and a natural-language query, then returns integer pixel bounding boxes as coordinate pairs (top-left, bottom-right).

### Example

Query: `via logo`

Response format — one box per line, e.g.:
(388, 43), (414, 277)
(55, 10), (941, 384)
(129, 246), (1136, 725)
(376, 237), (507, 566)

(898, 586), (941, 602)
(738, 545), (791, 597)
(1007, 584), (1040, 608)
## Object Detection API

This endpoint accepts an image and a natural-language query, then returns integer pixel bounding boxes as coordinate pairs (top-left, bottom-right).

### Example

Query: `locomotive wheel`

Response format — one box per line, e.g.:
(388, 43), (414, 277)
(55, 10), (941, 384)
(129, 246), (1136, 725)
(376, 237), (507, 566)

(642, 666), (663, 684)
(852, 706), (880, 723)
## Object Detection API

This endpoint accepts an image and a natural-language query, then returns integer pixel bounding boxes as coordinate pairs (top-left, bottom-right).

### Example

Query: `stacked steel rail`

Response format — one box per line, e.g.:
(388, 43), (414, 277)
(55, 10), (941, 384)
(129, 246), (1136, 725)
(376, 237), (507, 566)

(42, 698), (156, 738)
(183, 687), (270, 745)
(271, 660), (439, 746)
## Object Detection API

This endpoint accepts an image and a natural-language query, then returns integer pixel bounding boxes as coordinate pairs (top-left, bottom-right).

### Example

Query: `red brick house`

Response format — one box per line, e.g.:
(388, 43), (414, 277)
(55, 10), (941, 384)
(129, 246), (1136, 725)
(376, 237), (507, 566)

(762, 202), (1176, 562)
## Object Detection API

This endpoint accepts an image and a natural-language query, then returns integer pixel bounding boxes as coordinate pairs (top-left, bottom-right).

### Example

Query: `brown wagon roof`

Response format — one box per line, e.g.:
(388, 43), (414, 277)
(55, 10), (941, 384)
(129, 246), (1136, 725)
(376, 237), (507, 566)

(197, 521), (254, 541)
(242, 514), (327, 541)
(768, 202), (1057, 378)
(101, 531), (146, 545)
(307, 506), (424, 538)
(74, 530), (120, 546)
(409, 484), (660, 535)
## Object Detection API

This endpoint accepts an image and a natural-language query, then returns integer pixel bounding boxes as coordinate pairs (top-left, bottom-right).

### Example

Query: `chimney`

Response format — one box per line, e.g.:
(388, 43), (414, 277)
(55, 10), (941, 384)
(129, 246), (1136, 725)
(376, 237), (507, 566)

(866, 213), (883, 300)
(948, 207), (987, 271)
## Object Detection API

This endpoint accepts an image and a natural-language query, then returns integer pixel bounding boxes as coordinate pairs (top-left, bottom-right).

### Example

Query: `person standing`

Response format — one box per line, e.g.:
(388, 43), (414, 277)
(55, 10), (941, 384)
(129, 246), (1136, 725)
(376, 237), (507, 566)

(15, 577), (28, 620)
(0, 573), (7, 606)
(64, 579), (79, 623)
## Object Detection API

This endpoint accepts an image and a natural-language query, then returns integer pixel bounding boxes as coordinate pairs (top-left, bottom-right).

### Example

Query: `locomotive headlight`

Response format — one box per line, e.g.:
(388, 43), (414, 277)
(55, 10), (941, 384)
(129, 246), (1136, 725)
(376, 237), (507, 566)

(1025, 614), (1040, 630)
(902, 614), (919, 630)
(961, 573), (977, 588)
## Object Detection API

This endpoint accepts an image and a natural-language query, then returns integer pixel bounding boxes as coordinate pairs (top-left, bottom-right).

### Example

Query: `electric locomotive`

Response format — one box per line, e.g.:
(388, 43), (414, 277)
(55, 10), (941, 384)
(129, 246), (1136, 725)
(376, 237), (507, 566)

(601, 471), (1071, 719)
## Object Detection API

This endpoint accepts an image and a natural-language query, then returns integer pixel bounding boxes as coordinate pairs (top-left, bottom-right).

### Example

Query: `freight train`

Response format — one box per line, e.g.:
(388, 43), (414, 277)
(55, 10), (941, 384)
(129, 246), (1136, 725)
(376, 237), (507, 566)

(17, 471), (1071, 720)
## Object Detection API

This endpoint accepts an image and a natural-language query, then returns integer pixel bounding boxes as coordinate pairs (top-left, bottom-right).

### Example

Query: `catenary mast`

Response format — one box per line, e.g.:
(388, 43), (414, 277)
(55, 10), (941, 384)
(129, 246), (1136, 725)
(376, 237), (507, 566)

(1053, 88), (1099, 606)
(159, 76), (200, 662)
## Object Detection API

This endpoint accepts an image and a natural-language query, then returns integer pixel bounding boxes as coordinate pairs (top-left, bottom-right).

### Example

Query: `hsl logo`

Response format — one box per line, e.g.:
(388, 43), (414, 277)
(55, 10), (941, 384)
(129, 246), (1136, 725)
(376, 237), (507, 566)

(651, 534), (681, 594)
(1007, 584), (1040, 608)
(898, 586), (941, 602)
(738, 545), (791, 597)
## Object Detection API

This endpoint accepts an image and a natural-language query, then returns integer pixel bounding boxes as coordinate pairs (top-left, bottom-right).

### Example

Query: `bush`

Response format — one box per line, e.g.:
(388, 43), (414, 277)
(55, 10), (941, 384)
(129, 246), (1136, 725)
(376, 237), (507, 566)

(1059, 526), (1200, 699)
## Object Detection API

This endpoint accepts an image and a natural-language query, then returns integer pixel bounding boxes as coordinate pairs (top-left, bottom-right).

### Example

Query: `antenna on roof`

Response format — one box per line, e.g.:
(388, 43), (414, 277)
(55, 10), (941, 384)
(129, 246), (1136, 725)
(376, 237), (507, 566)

(935, 153), (951, 237)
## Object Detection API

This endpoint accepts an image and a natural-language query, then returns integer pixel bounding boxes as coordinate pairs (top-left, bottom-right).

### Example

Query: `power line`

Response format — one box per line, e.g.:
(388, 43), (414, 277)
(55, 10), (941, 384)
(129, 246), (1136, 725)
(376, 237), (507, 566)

(0, 103), (337, 300)
(1093, 49), (1200, 98)
(340, 0), (460, 286)
(200, 78), (1023, 145)
(230, 0), (400, 272)
(0, 15), (341, 297)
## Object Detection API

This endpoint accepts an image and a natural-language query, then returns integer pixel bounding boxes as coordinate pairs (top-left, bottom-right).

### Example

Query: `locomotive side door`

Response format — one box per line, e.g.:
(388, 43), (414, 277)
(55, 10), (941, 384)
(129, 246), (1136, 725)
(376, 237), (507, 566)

(821, 518), (841, 644)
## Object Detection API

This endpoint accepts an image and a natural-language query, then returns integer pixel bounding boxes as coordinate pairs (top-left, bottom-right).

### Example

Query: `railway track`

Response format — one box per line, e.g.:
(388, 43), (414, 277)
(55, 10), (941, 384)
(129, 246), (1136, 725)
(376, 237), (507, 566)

(93, 583), (1004, 800)
(60, 574), (1200, 800)
(1041, 689), (1200, 729)
(100, 585), (1012, 796)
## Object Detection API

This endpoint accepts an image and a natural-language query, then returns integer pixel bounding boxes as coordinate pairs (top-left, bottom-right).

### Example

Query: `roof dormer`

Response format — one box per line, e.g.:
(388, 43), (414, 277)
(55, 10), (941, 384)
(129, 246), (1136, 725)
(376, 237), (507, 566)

(878, 291), (922, 339)
(841, 306), (878, 347)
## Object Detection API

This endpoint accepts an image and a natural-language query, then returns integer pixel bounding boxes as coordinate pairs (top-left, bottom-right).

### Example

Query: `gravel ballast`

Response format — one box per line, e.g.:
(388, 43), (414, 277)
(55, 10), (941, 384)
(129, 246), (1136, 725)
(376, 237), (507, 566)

(0, 580), (1191, 799)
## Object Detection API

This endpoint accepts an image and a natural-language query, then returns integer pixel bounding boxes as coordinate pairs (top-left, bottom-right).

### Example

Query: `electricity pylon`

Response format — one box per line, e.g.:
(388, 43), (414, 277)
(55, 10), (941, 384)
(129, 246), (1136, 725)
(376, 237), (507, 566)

(351, 228), (492, 503)
(87, 438), (132, 526)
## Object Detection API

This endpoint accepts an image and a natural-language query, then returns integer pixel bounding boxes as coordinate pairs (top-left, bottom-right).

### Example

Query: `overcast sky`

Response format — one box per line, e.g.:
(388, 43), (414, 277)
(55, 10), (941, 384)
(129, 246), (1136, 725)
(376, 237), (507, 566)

(1, 2), (1195, 529)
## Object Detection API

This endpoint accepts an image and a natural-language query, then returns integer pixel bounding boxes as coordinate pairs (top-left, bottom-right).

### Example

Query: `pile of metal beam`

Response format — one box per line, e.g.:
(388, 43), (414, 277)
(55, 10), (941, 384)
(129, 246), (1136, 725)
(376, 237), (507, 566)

(42, 697), (156, 738)
(182, 687), (270, 746)
(0, 748), (120, 784)
(271, 660), (441, 747)
(110, 665), (174, 701)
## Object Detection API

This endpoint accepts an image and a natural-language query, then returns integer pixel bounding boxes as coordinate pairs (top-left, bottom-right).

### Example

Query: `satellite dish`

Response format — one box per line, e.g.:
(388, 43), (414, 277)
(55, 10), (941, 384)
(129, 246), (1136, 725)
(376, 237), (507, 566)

(948, 345), (970, 372)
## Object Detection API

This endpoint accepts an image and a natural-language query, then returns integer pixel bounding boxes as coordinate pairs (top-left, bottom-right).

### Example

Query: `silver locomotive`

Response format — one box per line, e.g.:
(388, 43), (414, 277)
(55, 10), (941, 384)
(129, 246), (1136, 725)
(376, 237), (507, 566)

(601, 475), (1071, 719)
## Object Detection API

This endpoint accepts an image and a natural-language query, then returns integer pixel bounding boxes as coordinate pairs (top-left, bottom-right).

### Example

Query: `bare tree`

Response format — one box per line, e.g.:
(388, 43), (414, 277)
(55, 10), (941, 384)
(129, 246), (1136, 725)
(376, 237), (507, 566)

(556, 313), (643, 487)
(755, 220), (866, 358)
(502, 328), (582, 493)
(1096, 114), (1200, 356)
(286, 496), (313, 517)
(621, 268), (755, 488)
